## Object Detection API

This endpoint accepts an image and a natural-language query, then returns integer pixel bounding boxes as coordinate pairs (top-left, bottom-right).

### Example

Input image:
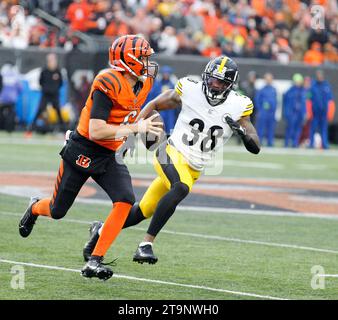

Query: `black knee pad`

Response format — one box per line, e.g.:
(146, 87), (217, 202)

(171, 182), (190, 200)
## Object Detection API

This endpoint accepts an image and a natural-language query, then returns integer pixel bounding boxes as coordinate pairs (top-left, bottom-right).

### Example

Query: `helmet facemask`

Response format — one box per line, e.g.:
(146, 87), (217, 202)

(202, 59), (238, 106)
(134, 55), (158, 80)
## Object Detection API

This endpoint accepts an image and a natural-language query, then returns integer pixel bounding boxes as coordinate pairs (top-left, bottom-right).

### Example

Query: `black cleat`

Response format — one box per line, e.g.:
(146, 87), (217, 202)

(83, 221), (103, 262)
(81, 255), (114, 281)
(133, 243), (158, 264)
(19, 197), (40, 238)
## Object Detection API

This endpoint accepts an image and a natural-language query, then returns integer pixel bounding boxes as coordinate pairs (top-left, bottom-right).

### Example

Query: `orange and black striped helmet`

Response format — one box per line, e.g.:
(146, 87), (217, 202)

(109, 35), (157, 79)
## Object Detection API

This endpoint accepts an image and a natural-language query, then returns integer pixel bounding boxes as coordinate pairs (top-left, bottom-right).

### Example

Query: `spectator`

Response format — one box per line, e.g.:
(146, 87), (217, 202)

(176, 31), (201, 55)
(255, 73), (277, 147)
(283, 73), (307, 148)
(323, 42), (338, 66)
(148, 17), (163, 53)
(185, 6), (204, 34)
(303, 42), (324, 65)
(256, 43), (273, 60)
(128, 8), (153, 36)
(308, 28), (329, 48)
(65, 0), (93, 33)
(1, 0), (337, 65)
(0, 63), (22, 133)
(27, 53), (64, 134)
(309, 70), (335, 149)
(290, 21), (309, 61)
(202, 38), (222, 58)
(158, 26), (179, 55)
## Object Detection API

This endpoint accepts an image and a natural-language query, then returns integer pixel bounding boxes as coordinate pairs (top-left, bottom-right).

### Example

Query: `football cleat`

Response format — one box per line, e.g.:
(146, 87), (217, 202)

(83, 221), (103, 262)
(19, 197), (40, 238)
(81, 255), (115, 281)
(133, 243), (158, 264)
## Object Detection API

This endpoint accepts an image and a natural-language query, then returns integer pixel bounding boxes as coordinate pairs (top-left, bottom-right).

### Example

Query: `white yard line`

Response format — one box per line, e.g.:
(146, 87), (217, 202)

(0, 258), (288, 300)
(132, 228), (338, 255)
(1, 210), (337, 255)
(177, 206), (338, 220)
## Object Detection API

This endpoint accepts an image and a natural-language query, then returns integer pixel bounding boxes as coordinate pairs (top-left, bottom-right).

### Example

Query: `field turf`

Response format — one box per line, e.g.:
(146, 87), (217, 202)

(0, 132), (337, 300)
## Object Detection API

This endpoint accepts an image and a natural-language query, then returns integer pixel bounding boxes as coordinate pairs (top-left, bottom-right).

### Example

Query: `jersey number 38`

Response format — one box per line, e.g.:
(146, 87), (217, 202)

(182, 118), (223, 152)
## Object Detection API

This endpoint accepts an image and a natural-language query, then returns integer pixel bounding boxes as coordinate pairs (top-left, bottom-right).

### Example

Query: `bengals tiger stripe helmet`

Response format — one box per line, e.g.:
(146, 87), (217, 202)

(109, 35), (158, 80)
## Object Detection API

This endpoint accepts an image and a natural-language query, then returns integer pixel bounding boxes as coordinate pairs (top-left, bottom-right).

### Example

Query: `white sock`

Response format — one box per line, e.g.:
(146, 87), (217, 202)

(139, 241), (153, 247)
(98, 225), (103, 235)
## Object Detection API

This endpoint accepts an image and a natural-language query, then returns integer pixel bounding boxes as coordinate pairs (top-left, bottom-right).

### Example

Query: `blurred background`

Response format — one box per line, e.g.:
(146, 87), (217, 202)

(0, 0), (337, 148)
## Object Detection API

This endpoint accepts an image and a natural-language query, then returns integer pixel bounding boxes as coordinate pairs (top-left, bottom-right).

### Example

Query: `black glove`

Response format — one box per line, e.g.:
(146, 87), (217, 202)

(225, 116), (246, 137)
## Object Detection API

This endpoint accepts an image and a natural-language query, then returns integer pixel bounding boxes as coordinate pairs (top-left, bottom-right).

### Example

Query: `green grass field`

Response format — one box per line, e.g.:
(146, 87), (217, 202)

(0, 132), (338, 300)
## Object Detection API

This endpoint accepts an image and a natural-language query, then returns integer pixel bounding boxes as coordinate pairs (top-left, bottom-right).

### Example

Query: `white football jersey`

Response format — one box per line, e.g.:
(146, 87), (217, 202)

(169, 77), (253, 171)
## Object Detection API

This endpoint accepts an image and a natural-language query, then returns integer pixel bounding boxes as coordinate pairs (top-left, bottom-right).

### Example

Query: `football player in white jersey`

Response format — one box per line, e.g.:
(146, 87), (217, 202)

(83, 56), (260, 264)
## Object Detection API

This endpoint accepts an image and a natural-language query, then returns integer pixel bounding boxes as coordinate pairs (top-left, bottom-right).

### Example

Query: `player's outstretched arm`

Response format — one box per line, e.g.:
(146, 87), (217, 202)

(89, 114), (163, 141)
(226, 116), (260, 154)
(137, 89), (182, 120)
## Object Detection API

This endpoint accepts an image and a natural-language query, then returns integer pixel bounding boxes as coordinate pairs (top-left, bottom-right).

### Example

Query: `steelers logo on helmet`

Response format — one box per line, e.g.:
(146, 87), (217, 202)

(202, 56), (239, 106)
(109, 35), (158, 81)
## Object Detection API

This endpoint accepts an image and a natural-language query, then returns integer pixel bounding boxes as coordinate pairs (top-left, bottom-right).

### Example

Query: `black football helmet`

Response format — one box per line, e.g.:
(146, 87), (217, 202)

(202, 56), (239, 106)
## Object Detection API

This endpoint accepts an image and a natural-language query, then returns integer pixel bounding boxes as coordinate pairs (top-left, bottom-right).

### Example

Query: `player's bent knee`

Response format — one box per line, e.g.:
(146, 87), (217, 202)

(139, 201), (155, 219)
(171, 182), (190, 200)
(116, 193), (135, 206)
(50, 206), (68, 220)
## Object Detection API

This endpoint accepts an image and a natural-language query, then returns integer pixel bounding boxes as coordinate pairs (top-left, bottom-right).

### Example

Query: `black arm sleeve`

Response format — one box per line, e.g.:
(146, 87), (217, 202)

(242, 134), (260, 154)
(90, 90), (113, 121)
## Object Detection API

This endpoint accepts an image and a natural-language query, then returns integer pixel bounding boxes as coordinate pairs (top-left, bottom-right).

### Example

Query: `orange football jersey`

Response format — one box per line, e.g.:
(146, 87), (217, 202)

(77, 68), (153, 151)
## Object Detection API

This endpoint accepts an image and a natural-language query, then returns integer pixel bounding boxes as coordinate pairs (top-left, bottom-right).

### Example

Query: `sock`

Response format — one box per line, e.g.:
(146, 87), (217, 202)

(32, 198), (51, 217)
(92, 202), (132, 257)
(139, 241), (153, 247)
(98, 203), (146, 235)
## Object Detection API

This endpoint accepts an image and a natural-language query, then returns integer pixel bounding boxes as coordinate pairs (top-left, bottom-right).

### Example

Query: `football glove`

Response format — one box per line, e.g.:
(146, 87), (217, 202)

(225, 116), (246, 137)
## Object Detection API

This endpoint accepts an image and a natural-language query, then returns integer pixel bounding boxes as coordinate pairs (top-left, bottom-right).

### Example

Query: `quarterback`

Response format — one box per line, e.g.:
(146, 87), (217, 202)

(18, 35), (163, 280)
(83, 56), (260, 264)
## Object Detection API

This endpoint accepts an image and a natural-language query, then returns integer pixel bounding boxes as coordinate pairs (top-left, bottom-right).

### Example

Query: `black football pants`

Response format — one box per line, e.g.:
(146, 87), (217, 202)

(49, 158), (135, 220)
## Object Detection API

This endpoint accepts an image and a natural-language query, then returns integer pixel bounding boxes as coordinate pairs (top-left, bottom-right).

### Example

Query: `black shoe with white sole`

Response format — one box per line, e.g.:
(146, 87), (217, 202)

(81, 255), (115, 280)
(83, 221), (103, 262)
(19, 197), (40, 238)
(133, 243), (158, 264)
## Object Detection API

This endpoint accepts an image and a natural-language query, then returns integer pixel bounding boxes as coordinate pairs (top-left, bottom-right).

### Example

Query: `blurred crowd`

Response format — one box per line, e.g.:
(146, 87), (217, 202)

(0, 53), (335, 148)
(0, 0), (337, 64)
(239, 69), (335, 149)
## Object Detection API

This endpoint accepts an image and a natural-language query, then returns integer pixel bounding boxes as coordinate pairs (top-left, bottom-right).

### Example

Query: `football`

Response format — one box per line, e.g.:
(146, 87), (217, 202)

(140, 110), (166, 151)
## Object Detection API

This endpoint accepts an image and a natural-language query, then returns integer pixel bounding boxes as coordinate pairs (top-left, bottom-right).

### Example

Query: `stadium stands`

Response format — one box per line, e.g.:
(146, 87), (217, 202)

(0, 0), (337, 64)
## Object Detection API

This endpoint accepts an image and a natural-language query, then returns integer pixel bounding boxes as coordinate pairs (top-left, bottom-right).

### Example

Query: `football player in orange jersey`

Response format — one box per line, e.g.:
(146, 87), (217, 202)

(18, 35), (163, 280)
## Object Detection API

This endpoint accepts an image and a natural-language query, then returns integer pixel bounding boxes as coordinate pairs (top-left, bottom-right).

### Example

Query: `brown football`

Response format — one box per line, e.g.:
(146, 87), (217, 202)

(140, 110), (166, 151)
